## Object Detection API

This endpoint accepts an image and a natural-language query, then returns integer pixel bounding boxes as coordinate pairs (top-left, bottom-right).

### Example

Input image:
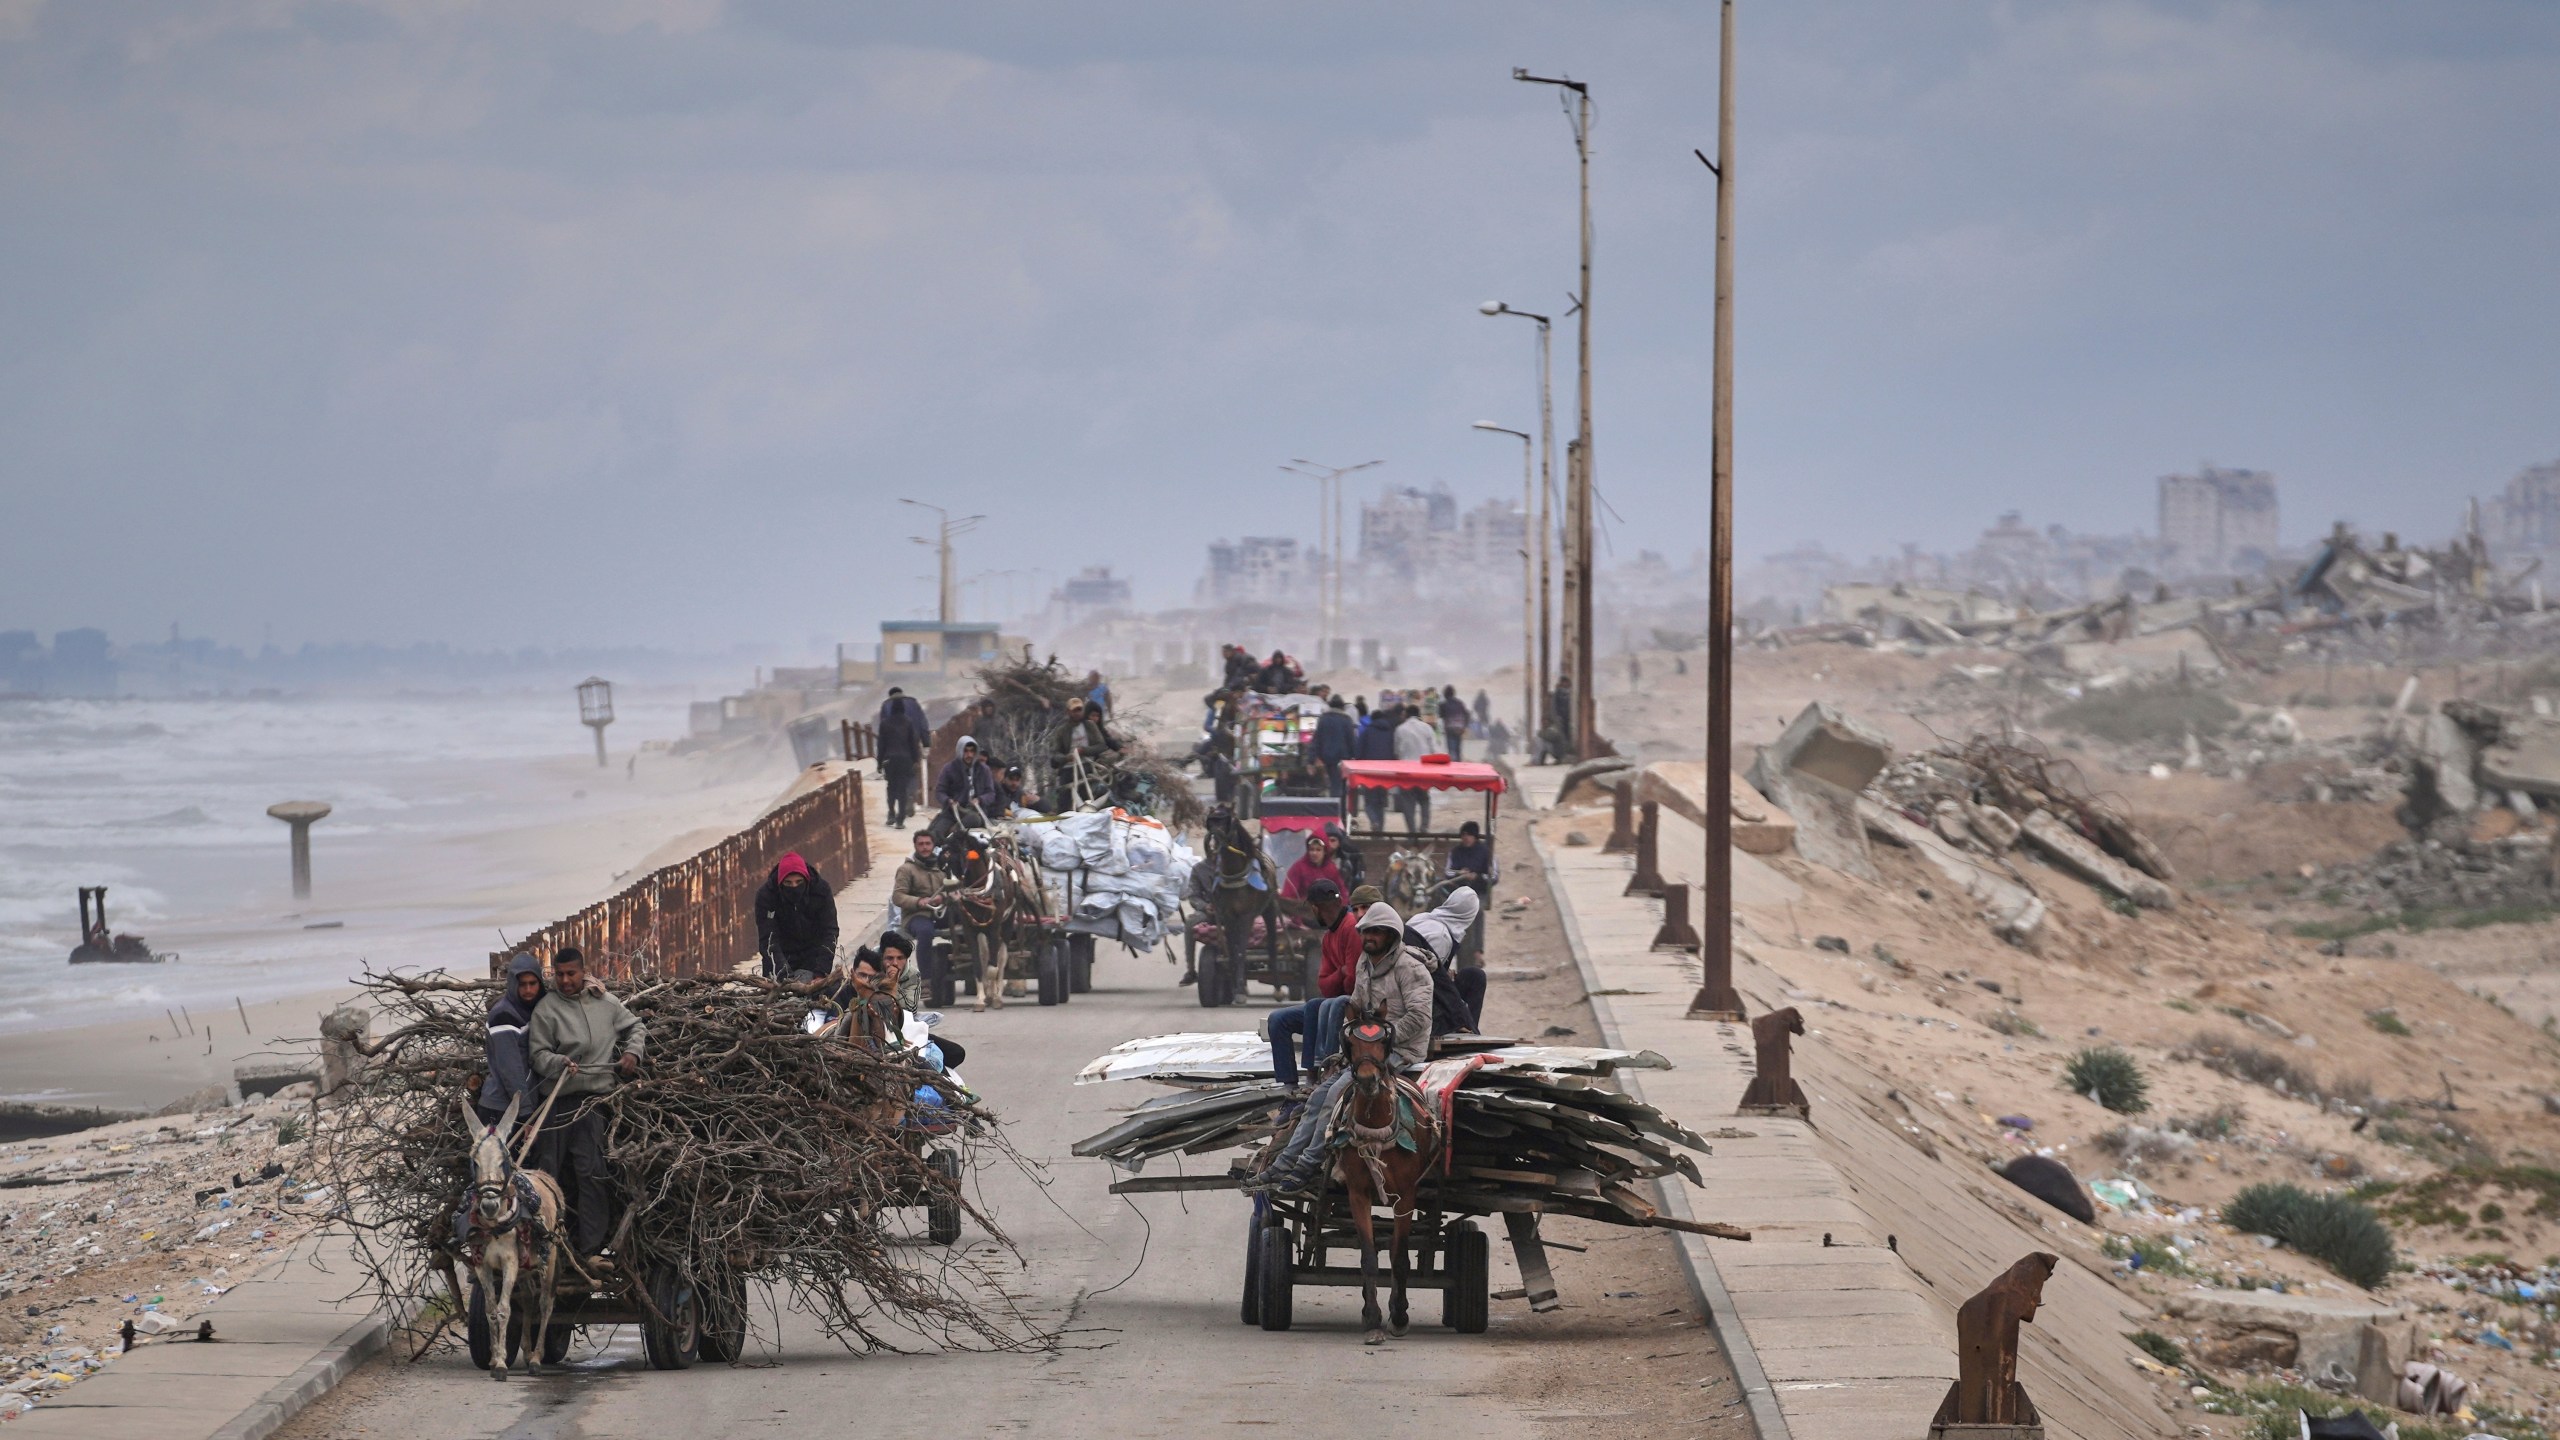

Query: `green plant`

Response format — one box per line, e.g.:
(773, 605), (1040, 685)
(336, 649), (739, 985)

(2104, 893), (2140, 918)
(276, 1113), (307, 1146)
(2065, 1047), (2149, 1114)
(1984, 1010), (2040, 1038)
(2163, 997), (2198, 1014)
(2222, 1183), (2396, 1289)
(2183, 1035), (2318, 1097)
(2127, 1330), (2183, 1367)
(2366, 1009), (2412, 1037)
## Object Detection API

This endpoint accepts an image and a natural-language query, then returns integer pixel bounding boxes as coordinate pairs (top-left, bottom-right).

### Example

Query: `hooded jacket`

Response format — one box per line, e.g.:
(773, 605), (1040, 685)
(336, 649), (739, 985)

(754, 857), (839, 977)
(1352, 708), (1401, 762)
(477, 953), (547, 1116)
(1313, 705), (1356, 764)
(527, 981), (646, 1101)
(1347, 902), (1434, 1069)
(1313, 902), (1361, 999)
(1405, 887), (1481, 966)
(875, 693), (929, 763)
(933, 738), (1002, 814)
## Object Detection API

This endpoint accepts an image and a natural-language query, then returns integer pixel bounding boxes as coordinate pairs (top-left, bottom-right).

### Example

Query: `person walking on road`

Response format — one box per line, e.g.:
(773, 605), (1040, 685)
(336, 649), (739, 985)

(1352, 698), (1400, 833)
(753, 852), (838, 983)
(527, 948), (645, 1258)
(475, 953), (546, 1129)
(876, 687), (929, 828)
(1313, 693), (1355, 797)
(1437, 685), (1472, 762)
(1393, 703), (1437, 834)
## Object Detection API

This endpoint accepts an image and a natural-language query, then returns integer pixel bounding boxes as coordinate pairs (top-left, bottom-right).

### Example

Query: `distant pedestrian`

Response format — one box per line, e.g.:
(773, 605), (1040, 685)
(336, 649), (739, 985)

(1472, 689), (1491, 731)
(876, 686), (929, 828)
(1438, 684), (1471, 762)
(1313, 694), (1356, 796)
(1352, 699), (1400, 833)
(1393, 704), (1436, 833)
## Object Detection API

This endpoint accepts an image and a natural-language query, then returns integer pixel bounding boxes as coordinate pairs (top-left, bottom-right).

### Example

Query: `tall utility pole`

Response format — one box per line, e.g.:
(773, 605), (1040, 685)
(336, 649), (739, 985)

(1283, 458), (1380, 665)
(1473, 422), (1536, 743)
(1691, 0), (1746, 1020)
(899, 499), (984, 623)
(1514, 67), (1596, 758)
(1480, 301), (1555, 732)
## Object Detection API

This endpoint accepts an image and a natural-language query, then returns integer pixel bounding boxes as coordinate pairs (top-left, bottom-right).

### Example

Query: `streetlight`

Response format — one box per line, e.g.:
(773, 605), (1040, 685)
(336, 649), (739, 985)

(1479, 301), (1555, 730)
(898, 499), (985, 623)
(1513, 67), (1598, 758)
(1473, 422), (1536, 750)
(1280, 458), (1381, 668)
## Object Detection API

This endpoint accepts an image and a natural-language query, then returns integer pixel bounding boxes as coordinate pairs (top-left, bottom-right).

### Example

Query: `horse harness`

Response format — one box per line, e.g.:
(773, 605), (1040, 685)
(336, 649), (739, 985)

(1336, 1021), (1441, 1209)
(465, 1166), (553, 1271)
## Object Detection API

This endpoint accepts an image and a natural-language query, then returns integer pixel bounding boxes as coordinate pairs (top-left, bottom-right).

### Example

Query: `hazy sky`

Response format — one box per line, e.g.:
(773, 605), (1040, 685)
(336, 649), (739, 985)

(2, 1), (2554, 649)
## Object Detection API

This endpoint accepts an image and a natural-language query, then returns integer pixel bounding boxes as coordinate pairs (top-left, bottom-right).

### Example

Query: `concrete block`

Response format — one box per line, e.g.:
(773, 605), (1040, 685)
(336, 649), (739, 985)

(1634, 762), (1798, 856)
(2479, 716), (2560, 800)
(2161, 1288), (2411, 1385)
(1752, 702), (1893, 795)
(1860, 801), (2047, 942)
(2018, 810), (2175, 910)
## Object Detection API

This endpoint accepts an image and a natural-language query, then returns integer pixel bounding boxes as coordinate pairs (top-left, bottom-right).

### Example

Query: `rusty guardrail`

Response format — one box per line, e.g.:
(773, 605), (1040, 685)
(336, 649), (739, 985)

(491, 768), (870, 983)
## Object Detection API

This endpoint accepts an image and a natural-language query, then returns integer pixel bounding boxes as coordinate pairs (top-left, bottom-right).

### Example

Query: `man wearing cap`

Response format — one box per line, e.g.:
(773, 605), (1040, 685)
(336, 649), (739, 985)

(754, 851), (838, 984)
(1264, 879), (1358, 1088)
(1244, 901), (1433, 1192)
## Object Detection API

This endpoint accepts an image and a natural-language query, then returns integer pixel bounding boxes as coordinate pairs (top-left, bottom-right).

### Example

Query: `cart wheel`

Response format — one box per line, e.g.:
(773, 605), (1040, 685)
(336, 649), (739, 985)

(928, 945), (956, 1009)
(1240, 1210), (1264, 1327)
(1070, 935), (1094, 994)
(1442, 1222), (1490, 1333)
(1196, 949), (1226, 1008)
(1255, 1224), (1295, 1332)
(464, 1278), (494, 1371)
(1036, 940), (1065, 1007)
(695, 1274), (748, 1363)
(541, 1320), (574, 1366)
(927, 1150), (964, 1245)
(640, 1268), (699, 1370)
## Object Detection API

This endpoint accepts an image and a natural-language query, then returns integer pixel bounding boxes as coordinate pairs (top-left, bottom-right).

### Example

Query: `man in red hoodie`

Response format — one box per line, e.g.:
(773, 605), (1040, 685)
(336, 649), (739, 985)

(1264, 880), (1358, 1088)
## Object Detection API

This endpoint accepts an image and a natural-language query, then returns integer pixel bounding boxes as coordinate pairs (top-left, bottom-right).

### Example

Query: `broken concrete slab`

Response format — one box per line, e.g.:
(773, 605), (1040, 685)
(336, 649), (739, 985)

(2478, 715), (2560, 801)
(1860, 799), (2047, 943)
(1635, 761), (1797, 856)
(2018, 810), (2176, 910)
(1748, 703), (1893, 882)
(2414, 709), (2481, 814)
(2055, 625), (2225, 680)
(2159, 1288), (2411, 1389)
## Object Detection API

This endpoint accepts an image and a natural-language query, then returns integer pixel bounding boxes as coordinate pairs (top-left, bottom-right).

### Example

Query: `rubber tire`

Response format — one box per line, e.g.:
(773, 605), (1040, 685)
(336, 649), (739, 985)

(1036, 941), (1065, 1007)
(927, 1150), (964, 1245)
(464, 1278), (494, 1371)
(928, 947), (956, 1009)
(1255, 1224), (1295, 1332)
(1197, 950), (1227, 1008)
(1070, 935), (1094, 994)
(695, 1275), (747, 1363)
(640, 1268), (698, 1371)
(541, 1320), (574, 1366)
(1240, 1210), (1263, 1327)
(1442, 1222), (1490, 1334)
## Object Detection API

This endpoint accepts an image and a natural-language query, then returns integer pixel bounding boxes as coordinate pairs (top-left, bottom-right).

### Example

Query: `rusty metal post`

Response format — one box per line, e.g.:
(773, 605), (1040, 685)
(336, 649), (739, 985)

(1736, 1006), (1808, 1118)
(842, 718), (855, 762)
(1602, 780), (1637, 853)
(1623, 800), (1664, 897)
(1652, 881), (1701, 951)
(1929, 1254), (2058, 1439)
(1697, 0), (1749, 1061)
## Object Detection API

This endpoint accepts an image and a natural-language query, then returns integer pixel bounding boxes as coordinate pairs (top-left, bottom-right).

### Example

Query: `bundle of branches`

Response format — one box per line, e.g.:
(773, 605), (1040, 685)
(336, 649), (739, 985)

(1074, 1059), (1743, 1240)
(965, 655), (1204, 830)
(316, 971), (1046, 1357)
(1946, 731), (2174, 880)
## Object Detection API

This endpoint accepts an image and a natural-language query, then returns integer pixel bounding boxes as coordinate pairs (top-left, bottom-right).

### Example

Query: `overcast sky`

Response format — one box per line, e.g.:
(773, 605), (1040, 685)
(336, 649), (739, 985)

(2, 1), (2554, 650)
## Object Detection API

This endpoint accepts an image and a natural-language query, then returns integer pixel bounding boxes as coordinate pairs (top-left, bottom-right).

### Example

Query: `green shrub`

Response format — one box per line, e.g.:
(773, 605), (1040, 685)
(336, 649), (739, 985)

(2223, 1183), (2396, 1289)
(1984, 1010), (2040, 1038)
(2065, 1047), (2149, 1114)
(2366, 1009), (2412, 1037)
(277, 1113), (307, 1146)
(2128, 1330), (2183, 1367)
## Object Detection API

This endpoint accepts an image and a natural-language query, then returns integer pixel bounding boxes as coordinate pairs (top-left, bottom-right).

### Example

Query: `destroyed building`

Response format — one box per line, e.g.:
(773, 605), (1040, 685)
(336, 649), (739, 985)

(2158, 465), (2279, 576)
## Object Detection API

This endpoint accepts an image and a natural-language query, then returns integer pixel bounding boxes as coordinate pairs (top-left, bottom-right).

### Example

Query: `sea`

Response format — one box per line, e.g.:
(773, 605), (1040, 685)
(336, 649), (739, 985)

(0, 689), (693, 1035)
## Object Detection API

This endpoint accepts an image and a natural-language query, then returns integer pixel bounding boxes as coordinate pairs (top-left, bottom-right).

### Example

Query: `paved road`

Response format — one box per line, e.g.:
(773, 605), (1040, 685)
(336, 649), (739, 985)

(281, 958), (1603, 1440)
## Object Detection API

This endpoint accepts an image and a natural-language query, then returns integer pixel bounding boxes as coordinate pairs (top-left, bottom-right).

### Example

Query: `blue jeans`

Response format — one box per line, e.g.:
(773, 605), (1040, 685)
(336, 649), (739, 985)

(1268, 995), (1350, 1088)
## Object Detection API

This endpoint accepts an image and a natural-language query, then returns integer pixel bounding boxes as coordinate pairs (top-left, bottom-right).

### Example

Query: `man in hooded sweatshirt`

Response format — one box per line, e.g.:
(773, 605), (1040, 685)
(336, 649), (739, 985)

(1405, 887), (1486, 1034)
(476, 953), (547, 1128)
(755, 852), (838, 983)
(932, 735), (1002, 836)
(527, 948), (646, 1258)
(1244, 902), (1433, 1193)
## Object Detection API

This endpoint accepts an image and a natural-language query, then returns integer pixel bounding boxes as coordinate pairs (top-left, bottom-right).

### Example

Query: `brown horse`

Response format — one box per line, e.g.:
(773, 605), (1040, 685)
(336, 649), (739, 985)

(1331, 1013), (1443, 1345)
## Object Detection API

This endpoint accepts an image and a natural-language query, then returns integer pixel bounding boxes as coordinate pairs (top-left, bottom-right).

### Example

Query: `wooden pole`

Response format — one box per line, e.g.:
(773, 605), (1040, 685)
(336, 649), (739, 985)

(1691, 0), (1745, 1022)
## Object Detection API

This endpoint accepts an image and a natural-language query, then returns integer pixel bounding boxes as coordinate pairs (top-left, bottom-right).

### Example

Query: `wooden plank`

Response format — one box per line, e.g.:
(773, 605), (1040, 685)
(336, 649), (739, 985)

(1108, 1173), (1244, 1194)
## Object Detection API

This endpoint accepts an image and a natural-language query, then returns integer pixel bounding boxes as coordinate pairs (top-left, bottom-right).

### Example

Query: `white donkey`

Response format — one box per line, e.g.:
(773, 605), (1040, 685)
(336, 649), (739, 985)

(459, 1095), (565, 1380)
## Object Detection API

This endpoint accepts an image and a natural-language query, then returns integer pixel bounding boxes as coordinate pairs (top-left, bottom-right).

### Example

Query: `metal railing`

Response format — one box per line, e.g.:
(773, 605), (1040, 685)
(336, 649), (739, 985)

(840, 720), (876, 762)
(491, 769), (871, 983)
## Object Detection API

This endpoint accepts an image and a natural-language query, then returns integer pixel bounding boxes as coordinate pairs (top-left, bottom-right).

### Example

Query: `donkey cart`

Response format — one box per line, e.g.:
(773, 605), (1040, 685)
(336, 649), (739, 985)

(465, 1245), (745, 1374)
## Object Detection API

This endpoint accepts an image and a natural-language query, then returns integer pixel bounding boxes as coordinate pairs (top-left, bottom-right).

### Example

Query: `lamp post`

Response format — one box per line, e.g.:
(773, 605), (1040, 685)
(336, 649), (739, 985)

(1689, 0), (1746, 1020)
(898, 499), (985, 624)
(1479, 301), (1555, 731)
(1281, 458), (1381, 668)
(576, 676), (614, 767)
(1513, 67), (1597, 758)
(1473, 422), (1536, 748)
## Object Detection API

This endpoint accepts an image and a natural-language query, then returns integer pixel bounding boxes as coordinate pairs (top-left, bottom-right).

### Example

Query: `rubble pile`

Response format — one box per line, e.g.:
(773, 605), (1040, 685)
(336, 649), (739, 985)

(0, 1087), (328, 1420)
(2303, 836), (2552, 921)
(1865, 731), (2176, 910)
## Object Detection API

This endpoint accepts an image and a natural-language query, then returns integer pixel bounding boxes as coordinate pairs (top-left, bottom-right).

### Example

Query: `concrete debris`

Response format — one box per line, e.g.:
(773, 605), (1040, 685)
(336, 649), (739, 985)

(1633, 762), (1798, 856)
(2019, 810), (2177, 911)
(1859, 799), (2048, 944)
(1747, 703), (1893, 882)
(2160, 1289), (2414, 1397)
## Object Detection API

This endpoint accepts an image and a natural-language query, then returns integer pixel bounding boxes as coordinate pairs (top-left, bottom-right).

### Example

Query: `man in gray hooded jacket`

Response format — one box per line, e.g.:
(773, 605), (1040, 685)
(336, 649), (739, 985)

(527, 948), (645, 1257)
(1244, 902), (1432, 1194)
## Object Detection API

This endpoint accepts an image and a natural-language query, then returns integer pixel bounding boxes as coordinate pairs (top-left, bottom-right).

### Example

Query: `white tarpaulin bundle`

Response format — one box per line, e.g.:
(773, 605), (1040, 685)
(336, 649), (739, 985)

(1015, 809), (1196, 951)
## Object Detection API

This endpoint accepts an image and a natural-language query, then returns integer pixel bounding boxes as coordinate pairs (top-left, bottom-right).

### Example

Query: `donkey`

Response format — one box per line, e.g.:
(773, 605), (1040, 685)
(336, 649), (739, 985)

(1331, 1012), (1443, 1346)
(459, 1095), (564, 1380)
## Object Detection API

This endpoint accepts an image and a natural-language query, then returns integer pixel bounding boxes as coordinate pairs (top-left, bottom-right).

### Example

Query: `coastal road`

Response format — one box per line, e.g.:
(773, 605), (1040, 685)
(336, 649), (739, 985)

(279, 951), (1740, 1440)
